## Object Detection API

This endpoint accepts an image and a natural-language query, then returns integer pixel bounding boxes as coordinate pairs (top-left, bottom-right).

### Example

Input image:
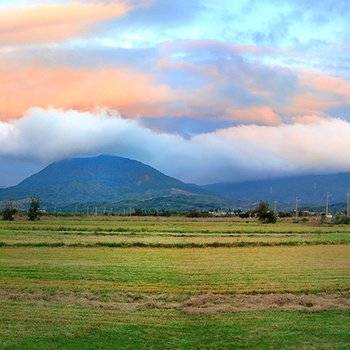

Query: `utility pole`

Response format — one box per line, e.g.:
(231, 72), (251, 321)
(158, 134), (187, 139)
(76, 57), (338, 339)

(274, 200), (277, 212)
(346, 190), (350, 218)
(95, 207), (98, 216)
(295, 197), (300, 218)
(325, 192), (331, 217)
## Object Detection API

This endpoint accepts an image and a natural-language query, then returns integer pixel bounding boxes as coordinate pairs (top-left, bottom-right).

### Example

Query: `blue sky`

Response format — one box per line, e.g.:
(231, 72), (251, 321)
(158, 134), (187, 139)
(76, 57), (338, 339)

(0, 0), (350, 186)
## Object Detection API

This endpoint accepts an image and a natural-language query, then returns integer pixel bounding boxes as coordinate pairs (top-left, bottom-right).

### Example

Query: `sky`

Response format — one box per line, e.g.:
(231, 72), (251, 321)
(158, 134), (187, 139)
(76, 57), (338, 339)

(0, 0), (350, 186)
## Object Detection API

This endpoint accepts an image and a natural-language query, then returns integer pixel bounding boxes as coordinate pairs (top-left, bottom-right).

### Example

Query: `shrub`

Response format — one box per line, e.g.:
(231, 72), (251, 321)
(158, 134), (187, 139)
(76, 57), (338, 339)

(254, 201), (277, 223)
(2, 202), (16, 221)
(332, 213), (350, 225)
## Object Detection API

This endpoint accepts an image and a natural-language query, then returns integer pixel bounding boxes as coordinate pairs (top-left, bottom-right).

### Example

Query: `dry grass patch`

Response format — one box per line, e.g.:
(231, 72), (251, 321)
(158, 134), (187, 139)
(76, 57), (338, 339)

(0, 288), (349, 314)
(181, 293), (350, 314)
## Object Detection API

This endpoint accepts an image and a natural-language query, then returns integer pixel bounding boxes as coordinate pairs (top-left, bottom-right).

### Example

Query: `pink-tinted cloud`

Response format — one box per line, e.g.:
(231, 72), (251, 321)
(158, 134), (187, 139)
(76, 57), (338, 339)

(224, 106), (281, 125)
(158, 39), (350, 122)
(285, 73), (350, 116)
(302, 74), (350, 99)
(291, 115), (324, 125)
(2, 32), (350, 126)
(291, 94), (336, 116)
(160, 40), (294, 57)
(0, 63), (174, 120)
(0, 2), (131, 46)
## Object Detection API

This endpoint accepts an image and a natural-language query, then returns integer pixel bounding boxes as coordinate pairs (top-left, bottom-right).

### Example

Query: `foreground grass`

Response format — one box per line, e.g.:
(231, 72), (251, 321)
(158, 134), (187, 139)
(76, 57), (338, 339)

(1, 301), (349, 350)
(1, 245), (349, 294)
(0, 217), (349, 349)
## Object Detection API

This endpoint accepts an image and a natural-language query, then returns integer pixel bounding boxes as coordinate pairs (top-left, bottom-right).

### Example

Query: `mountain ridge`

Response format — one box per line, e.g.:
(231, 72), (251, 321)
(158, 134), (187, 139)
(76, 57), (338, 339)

(1, 155), (350, 211)
(0, 155), (212, 206)
(203, 172), (350, 205)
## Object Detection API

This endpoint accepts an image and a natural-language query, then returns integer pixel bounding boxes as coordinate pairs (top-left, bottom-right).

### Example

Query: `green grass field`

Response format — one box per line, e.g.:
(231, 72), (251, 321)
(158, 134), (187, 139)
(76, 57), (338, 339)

(0, 217), (349, 349)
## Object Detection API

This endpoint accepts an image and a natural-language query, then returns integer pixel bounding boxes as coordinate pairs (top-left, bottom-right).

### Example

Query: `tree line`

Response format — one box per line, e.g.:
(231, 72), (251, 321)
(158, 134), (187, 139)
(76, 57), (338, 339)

(1, 197), (41, 221)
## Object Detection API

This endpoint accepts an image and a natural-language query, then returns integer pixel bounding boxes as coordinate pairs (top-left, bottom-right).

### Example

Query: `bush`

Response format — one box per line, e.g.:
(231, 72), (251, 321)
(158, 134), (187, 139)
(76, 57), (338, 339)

(332, 213), (350, 225)
(254, 201), (277, 223)
(2, 202), (16, 221)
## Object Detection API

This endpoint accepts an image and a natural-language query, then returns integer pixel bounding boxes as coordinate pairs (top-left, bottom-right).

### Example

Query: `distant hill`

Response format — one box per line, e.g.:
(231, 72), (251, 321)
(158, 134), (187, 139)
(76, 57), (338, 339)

(203, 172), (350, 206)
(0, 155), (230, 210)
(60, 194), (238, 214)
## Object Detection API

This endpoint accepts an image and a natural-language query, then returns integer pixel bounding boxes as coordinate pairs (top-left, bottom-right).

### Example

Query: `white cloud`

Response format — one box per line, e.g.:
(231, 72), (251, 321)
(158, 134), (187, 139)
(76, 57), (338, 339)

(1, 107), (350, 184)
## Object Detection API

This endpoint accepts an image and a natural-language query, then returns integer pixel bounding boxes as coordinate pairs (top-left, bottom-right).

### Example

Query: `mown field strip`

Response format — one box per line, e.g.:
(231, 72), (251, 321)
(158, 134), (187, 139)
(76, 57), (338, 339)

(1, 245), (349, 294)
(0, 301), (349, 349)
(1, 230), (349, 240)
(1, 218), (350, 234)
(0, 222), (349, 247)
(1, 241), (350, 248)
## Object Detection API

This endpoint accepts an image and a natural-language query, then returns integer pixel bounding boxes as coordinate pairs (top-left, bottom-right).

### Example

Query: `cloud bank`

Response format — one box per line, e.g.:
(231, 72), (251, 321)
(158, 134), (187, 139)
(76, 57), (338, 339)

(1, 108), (350, 185)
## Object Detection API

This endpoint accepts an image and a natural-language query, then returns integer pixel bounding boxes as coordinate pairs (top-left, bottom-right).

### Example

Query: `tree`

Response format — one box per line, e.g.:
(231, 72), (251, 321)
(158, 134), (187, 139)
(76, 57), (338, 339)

(254, 201), (277, 223)
(2, 201), (16, 221)
(28, 197), (41, 221)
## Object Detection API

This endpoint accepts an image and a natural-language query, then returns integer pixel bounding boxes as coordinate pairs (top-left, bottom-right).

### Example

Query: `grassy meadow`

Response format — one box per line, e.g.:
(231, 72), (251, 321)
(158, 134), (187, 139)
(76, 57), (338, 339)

(0, 216), (349, 349)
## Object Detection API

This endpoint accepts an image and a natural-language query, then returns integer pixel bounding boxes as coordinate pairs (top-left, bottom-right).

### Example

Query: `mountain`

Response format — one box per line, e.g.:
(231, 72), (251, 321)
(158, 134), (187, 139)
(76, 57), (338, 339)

(203, 172), (350, 206)
(0, 155), (229, 210)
